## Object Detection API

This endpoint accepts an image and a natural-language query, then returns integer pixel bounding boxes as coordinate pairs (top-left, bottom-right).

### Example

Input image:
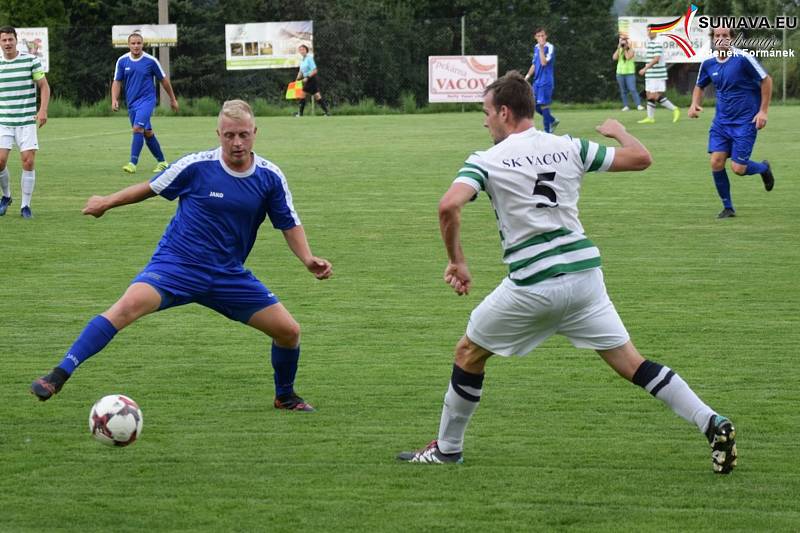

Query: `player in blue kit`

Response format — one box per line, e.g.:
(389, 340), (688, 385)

(524, 28), (559, 133)
(112, 33), (178, 174)
(31, 100), (332, 412)
(688, 27), (775, 219)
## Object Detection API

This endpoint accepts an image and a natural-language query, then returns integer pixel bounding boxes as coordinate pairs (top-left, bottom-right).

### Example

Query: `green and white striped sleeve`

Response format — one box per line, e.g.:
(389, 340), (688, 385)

(31, 56), (45, 80)
(454, 153), (488, 192)
(573, 138), (616, 173)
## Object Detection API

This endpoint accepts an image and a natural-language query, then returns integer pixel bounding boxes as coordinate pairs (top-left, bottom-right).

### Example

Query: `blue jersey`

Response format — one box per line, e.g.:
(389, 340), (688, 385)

(148, 148), (300, 272)
(114, 52), (165, 109)
(299, 54), (317, 77)
(532, 43), (555, 87)
(696, 48), (767, 127)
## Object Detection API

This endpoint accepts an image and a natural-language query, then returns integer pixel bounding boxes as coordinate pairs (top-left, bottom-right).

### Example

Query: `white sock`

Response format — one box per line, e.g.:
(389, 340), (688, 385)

(646, 101), (655, 119)
(437, 381), (482, 454)
(659, 97), (677, 110)
(21, 170), (35, 208)
(635, 361), (716, 433)
(0, 167), (9, 197)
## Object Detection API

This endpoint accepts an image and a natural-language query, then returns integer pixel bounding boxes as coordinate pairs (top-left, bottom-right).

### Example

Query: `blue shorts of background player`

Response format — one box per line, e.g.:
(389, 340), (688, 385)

(708, 122), (757, 165)
(534, 83), (553, 105)
(128, 104), (154, 131)
(131, 260), (279, 324)
(533, 84), (558, 133)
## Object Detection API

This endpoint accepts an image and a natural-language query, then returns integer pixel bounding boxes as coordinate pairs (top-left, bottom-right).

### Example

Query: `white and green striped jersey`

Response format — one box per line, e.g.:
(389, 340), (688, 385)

(0, 52), (44, 127)
(645, 38), (667, 80)
(454, 127), (615, 286)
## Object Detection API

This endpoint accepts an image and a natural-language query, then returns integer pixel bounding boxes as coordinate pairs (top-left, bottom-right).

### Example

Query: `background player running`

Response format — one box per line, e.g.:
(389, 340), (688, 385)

(688, 27), (775, 219)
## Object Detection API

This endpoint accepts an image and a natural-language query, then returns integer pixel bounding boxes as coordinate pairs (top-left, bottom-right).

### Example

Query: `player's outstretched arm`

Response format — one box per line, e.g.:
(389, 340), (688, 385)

(688, 86), (704, 118)
(281, 225), (332, 280)
(82, 181), (157, 218)
(595, 119), (652, 172)
(439, 183), (476, 296)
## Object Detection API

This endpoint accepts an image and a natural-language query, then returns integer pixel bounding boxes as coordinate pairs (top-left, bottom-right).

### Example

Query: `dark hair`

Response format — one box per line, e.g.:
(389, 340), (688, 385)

(298, 44), (309, 52)
(534, 27), (547, 35)
(710, 27), (737, 39)
(0, 26), (17, 39)
(128, 32), (143, 42)
(647, 24), (656, 30)
(484, 71), (534, 121)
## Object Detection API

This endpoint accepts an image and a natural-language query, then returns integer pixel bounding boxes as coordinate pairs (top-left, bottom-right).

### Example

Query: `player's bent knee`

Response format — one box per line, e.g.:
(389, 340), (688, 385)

(730, 162), (747, 175)
(274, 321), (301, 348)
(454, 336), (492, 373)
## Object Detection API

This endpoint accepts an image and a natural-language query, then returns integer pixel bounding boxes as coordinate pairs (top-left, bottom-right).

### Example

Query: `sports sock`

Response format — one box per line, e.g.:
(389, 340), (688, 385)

(437, 364), (484, 454)
(20, 170), (35, 208)
(633, 360), (716, 433)
(658, 96), (676, 110)
(271, 343), (300, 397)
(743, 160), (768, 175)
(646, 99), (656, 118)
(130, 132), (145, 164)
(541, 107), (554, 133)
(57, 315), (119, 375)
(144, 133), (165, 162)
(0, 167), (10, 197)
(298, 99), (306, 116)
(712, 169), (733, 209)
(318, 98), (330, 114)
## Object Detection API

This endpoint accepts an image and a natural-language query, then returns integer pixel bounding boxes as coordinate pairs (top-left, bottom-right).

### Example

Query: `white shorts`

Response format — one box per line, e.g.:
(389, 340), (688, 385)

(645, 79), (666, 93)
(0, 123), (39, 151)
(466, 268), (630, 356)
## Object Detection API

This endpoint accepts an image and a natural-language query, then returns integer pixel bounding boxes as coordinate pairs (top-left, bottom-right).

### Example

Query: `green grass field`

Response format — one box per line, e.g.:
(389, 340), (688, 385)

(1, 108), (798, 531)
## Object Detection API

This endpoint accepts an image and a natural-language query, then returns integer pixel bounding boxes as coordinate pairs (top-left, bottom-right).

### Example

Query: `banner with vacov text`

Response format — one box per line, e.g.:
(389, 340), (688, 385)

(428, 56), (498, 103)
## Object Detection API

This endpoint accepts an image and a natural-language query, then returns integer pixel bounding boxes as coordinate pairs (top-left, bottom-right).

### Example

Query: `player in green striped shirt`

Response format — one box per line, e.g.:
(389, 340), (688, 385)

(0, 26), (50, 218)
(637, 25), (679, 125)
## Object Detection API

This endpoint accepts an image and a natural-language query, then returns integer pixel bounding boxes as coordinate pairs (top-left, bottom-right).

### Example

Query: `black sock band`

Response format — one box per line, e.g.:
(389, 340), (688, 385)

(632, 359), (675, 396)
(450, 364), (484, 402)
(633, 359), (662, 388)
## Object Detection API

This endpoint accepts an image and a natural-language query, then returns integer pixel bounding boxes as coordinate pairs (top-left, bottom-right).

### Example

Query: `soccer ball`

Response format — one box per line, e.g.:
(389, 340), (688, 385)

(89, 394), (143, 447)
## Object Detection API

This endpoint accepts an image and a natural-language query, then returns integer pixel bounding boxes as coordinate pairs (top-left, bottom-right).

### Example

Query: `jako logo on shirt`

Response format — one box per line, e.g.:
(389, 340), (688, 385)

(209, 191), (224, 198)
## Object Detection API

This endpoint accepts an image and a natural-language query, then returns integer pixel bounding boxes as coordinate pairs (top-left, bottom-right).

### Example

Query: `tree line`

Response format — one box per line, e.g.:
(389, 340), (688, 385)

(1, 0), (797, 107)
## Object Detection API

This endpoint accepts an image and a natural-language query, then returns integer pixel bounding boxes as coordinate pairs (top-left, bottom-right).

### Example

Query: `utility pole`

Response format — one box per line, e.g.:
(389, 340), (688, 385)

(158, 0), (171, 108)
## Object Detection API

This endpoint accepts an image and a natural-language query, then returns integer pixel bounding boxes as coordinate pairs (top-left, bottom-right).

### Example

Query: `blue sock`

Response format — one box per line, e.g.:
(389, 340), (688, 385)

(712, 169), (733, 209)
(271, 343), (300, 397)
(130, 133), (145, 165)
(57, 315), (118, 375)
(145, 134), (165, 162)
(743, 160), (767, 175)
(542, 107), (554, 132)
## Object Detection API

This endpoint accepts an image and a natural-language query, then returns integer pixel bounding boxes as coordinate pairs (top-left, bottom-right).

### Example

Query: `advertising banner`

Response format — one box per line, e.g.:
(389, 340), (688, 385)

(428, 56), (498, 103)
(112, 24), (178, 48)
(16, 27), (49, 72)
(618, 17), (711, 63)
(225, 21), (313, 70)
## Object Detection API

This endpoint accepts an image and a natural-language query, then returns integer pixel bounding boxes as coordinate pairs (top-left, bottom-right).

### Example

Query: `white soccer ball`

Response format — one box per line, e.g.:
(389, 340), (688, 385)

(89, 394), (143, 447)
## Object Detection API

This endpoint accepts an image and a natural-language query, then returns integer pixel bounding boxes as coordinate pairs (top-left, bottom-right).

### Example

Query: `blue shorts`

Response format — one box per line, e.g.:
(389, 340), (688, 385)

(128, 104), (154, 131)
(533, 84), (553, 106)
(131, 260), (280, 324)
(708, 122), (757, 165)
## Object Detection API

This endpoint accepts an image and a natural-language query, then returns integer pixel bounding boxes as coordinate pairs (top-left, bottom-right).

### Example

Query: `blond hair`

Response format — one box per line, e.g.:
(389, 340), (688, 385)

(218, 99), (255, 125)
